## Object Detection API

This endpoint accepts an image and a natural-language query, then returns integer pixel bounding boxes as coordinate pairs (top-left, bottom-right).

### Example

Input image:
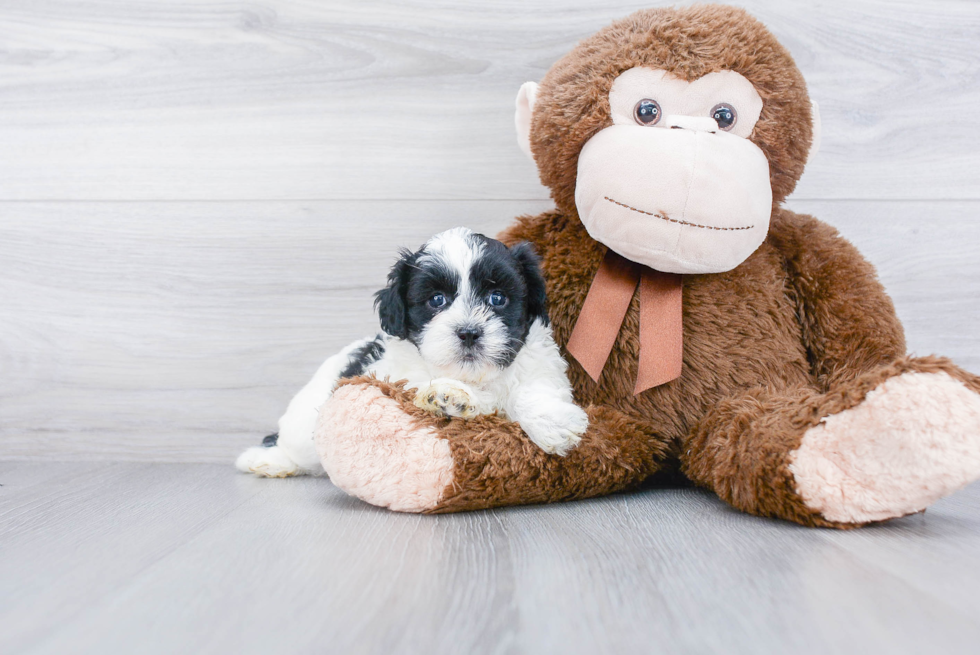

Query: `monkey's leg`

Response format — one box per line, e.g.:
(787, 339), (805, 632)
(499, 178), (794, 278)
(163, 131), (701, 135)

(316, 377), (670, 513)
(681, 356), (980, 528)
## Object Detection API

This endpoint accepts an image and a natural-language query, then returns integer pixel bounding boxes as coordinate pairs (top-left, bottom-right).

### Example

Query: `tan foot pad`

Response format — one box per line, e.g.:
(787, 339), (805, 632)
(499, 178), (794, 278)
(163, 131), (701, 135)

(413, 381), (478, 419)
(790, 371), (980, 524)
(316, 382), (454, 512)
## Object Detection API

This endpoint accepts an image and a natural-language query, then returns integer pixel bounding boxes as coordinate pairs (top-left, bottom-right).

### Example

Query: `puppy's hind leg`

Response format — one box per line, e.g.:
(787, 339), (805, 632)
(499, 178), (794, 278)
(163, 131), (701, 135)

(236, 336), (381, 477)
(235, 433), (303, 478)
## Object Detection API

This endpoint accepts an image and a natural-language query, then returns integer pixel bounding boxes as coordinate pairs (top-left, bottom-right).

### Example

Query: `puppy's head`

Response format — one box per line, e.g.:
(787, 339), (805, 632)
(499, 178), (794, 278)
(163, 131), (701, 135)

(374, 227), (548, 380)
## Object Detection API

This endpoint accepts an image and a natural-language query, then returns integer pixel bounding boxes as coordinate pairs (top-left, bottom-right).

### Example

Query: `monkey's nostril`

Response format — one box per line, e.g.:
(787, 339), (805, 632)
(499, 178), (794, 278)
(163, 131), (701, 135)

(456, 327), (482, 346)
(664, 115), (719, 133)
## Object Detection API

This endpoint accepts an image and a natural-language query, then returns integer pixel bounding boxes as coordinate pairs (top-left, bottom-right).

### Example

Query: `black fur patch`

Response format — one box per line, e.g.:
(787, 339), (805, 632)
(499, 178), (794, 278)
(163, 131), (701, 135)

(403, 259), (461, 346)
(374, 249), (418, 339)
(508, 242), (550, 327)
(468, 237), (550, 366)
(338, 334), (386, 380)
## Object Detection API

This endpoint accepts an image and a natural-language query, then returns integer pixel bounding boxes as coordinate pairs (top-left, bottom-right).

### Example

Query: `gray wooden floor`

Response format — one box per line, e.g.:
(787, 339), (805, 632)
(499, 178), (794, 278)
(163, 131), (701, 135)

(3, 461), (980, 655)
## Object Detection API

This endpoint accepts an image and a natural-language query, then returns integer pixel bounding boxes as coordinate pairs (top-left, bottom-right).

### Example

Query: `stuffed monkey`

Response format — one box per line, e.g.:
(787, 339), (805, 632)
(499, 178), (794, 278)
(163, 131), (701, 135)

(316, 4), (980, 528)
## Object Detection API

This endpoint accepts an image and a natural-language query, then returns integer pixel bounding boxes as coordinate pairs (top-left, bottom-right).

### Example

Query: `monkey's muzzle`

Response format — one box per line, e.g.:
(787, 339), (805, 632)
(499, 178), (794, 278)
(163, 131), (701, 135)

(574, 123), (773, 274)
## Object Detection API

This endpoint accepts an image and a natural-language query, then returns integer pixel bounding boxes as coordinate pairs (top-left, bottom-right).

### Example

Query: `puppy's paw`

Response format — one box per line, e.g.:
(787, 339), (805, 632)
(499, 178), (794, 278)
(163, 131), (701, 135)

(520, 403), (589, 456)
(235, 445), (303, 478)
(414, 379), (478, 419)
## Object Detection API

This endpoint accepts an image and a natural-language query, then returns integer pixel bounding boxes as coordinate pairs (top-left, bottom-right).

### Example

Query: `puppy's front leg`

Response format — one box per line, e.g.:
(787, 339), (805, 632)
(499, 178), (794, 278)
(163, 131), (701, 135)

(509, 389), (589, 456)
(414, 378), (480, 419)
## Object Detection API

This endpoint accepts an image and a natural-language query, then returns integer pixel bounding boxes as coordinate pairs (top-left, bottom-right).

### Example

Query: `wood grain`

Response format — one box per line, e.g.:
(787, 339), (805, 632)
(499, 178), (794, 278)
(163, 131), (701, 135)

(1, 199), (978, 462)
(0, 0), (978, 201)
(2, 1), (979, 462)
(0, 462), (267, 653)
(2, 462), (979, 654)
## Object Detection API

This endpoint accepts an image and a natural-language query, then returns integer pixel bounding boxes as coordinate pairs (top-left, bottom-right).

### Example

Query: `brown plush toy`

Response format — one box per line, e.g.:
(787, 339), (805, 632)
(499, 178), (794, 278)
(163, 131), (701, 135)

(315, 4), (980, 528)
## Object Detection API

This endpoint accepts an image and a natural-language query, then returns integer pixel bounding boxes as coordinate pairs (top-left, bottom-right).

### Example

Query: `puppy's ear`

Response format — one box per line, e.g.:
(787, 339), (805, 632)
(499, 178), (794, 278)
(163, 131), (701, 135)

(374, 248), (415, 339)
(510, 241), (549, 326)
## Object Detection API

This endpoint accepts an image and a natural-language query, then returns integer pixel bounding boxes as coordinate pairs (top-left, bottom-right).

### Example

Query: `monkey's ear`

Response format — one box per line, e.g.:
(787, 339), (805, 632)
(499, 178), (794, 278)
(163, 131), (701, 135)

(510, 241), (549, 326)
(806, 99), (821, 169)
(515, 81), (539, 163)
(373, 249), (414, 339)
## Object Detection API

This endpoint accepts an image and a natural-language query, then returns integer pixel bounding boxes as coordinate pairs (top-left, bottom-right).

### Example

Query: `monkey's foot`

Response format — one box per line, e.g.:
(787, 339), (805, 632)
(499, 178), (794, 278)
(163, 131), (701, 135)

(317, 381), (454, 512)
(413, 379), (478, 419)
(790, 371), (980, 524)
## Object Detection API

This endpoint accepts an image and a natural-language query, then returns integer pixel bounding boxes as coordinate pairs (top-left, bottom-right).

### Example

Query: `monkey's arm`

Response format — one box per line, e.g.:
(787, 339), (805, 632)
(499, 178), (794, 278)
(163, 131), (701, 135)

(766, 208), (907, 389)
(316, 376), (670, 513)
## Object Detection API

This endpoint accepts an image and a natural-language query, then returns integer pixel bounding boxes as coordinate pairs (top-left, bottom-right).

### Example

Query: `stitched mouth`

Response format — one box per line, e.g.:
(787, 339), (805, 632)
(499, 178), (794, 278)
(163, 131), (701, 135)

(603, 196), (755, 231)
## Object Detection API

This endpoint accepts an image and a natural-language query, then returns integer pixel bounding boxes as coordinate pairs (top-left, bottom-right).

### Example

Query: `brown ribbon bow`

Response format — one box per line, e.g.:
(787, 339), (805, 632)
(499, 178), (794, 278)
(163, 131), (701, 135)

(566, 250), (683, 394)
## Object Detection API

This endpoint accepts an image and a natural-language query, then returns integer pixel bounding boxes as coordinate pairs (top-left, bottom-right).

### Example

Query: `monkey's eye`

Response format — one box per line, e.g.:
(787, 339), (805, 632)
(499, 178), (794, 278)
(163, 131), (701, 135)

(428, 293), (447, 309)
(488, 291), (508, 307)
(633, 99), (662, 126)
(710, 103), (738, 131)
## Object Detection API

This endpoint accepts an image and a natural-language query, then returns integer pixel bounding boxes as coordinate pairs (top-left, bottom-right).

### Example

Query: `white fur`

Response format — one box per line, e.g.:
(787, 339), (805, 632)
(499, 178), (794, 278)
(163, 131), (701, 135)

(417, 227), (484, 301)
(235, 443), (301, 478)
(417, 303), (512, 381)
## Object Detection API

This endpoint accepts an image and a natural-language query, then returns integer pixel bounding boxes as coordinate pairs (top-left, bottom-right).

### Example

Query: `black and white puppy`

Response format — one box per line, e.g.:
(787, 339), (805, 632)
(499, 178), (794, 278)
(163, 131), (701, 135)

(236, 227), (588, 477)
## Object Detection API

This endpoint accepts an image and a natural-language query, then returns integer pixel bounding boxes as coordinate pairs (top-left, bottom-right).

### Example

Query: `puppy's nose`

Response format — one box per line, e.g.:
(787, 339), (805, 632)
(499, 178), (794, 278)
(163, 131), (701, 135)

(456, 327), (482, 347)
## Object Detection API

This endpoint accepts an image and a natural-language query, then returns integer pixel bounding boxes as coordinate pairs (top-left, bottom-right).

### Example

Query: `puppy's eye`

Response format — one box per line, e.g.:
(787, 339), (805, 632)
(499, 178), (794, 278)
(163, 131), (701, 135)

(428, 293), (447, 309)
(710, 103), (737, 131)
(633, 99), (661, 126)
(488, 291), (507, 307)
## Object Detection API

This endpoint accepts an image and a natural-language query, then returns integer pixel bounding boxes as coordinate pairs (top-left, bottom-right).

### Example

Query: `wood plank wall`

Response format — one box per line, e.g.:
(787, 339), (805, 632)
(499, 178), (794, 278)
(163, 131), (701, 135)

(2, 0), (979, 461)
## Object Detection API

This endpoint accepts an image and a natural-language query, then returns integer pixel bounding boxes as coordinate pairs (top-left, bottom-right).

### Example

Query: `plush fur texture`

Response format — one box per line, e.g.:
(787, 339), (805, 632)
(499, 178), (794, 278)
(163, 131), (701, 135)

(315, 5), (980, 527)
(790, 371), (980, 524)
(317, 382), (455, 512)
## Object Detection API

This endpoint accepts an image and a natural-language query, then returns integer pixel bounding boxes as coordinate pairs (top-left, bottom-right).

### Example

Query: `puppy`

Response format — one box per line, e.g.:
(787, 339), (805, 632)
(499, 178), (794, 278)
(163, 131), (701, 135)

(236, 227), (589, 477)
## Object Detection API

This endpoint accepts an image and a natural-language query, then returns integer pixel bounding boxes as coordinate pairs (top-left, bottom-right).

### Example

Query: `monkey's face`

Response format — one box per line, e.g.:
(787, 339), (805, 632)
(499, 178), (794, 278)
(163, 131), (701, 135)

(573, 67), (773, 274)
(514, 5), (818, 275)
